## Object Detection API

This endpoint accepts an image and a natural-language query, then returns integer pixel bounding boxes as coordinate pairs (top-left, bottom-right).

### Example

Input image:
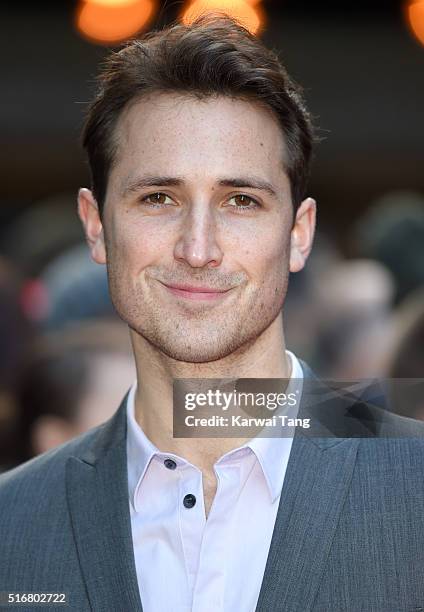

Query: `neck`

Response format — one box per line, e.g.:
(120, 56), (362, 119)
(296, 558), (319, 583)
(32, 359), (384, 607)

(131, 313), (290, 469)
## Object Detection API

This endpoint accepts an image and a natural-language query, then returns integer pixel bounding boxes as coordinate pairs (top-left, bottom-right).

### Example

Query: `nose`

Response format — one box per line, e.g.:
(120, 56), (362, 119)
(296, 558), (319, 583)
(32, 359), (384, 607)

(174, 203), (223, 268)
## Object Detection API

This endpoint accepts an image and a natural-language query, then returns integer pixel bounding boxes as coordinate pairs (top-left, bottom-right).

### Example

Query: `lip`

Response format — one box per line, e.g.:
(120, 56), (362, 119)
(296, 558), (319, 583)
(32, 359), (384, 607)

(160, 282), (232, 301)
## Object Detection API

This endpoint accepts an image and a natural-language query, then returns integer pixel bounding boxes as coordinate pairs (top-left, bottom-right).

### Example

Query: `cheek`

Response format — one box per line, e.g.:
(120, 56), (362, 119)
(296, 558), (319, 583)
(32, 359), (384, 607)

(107, 216), (172, 271)
(235, 225), (290, 283)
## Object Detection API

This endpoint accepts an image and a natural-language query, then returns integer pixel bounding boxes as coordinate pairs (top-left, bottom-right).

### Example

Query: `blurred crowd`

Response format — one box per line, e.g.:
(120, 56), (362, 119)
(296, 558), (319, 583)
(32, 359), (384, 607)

(0, 189), (423, 472)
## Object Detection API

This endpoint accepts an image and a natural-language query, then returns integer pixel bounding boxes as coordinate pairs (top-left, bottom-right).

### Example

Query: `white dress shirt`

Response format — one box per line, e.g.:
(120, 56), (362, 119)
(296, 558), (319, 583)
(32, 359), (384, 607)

(126, 351), (304, 612)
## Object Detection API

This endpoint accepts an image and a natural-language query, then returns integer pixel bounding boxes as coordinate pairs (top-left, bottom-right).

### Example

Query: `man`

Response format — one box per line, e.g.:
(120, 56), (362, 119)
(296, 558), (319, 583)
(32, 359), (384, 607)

(1, 14), (424, 612)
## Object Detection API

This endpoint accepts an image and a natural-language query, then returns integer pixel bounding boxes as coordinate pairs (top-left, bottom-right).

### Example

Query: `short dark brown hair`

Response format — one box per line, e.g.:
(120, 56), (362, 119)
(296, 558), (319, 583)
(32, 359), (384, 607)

(82, 13), (314, 213)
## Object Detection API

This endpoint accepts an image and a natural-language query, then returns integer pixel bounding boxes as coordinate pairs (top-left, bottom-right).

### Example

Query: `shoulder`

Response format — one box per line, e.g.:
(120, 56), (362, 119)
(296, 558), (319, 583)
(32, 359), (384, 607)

(0, 396), (128, 506)
(338, 398), (424, 481)
(299, 361), (424, 445)
(351, 397), (424, 446)
(0, 424), (114, 592)
(0, 423), (106, 507)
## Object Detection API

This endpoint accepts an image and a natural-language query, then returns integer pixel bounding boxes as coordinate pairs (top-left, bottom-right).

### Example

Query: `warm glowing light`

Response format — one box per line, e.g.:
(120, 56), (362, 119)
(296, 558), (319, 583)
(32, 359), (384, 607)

(76, 0), (155, 45)
(181, 0), (265, 35)
(406, 0), (424, 46)
(86, 0), (141, 6)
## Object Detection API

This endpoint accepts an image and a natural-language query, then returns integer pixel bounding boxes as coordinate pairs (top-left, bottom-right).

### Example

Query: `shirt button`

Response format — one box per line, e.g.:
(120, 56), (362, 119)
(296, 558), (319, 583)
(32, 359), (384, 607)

(183, 494), (196, 508)
(164, 458), (177, 470)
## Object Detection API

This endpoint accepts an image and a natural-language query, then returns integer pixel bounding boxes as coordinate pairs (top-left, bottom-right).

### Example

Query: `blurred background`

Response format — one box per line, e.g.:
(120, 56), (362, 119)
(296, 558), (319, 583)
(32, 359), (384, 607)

(1, 0), (423, 470)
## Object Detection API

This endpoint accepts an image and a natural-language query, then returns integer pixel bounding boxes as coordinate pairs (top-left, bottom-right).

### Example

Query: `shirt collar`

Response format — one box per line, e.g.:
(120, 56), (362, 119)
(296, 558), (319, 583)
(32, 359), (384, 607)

(126, 382), (157, 510)
(126, 350), (304, 507)
(237, 350), (303, 502)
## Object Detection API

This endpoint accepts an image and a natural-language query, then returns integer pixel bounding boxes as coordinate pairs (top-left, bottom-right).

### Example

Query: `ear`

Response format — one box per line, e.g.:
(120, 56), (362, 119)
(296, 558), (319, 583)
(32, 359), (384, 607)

(78, 188), (106, 264)
(289, 197), (316, 273)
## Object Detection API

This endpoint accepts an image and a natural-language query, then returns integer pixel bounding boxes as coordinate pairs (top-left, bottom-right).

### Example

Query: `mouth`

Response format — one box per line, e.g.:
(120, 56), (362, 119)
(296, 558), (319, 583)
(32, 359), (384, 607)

(159, 281), (233, 302)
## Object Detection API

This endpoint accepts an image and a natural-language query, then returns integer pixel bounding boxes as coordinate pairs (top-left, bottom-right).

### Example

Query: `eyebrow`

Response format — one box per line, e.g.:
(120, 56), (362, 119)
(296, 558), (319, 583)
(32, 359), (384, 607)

(121, 175), (278, 199)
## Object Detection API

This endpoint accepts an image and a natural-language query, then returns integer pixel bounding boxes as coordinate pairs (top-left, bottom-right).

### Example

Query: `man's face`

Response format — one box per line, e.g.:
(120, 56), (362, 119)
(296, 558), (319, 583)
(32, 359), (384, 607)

(80, 93), (315, 362)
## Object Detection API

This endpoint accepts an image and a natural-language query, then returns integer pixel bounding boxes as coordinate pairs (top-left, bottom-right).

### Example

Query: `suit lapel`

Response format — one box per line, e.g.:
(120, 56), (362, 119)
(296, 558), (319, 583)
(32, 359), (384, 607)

(256, 363), (361, 612)
(65, 398), (143, 612)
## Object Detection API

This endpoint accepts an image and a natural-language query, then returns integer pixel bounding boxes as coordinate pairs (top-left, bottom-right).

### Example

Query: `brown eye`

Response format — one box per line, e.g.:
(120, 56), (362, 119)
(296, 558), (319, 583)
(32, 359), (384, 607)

(146, 192), (167, 204)
(229, 194), (259, 211)
(235, 195), (249, 206)
(139, 192), (175, 207)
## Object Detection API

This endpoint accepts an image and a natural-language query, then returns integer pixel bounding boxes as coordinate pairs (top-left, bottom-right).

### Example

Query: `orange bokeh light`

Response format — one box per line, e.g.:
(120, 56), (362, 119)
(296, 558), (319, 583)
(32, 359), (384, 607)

(75, 0), (155, 45)
(406, 0), (424, 46)
(87, 0), (142, 6)
(180, 0), (265, 35)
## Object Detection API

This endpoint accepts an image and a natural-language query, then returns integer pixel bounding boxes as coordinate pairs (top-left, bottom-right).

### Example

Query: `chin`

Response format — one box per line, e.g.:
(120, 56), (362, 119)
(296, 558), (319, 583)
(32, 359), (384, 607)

(153, 339), (241, 364)
(130, 325), (251, 364)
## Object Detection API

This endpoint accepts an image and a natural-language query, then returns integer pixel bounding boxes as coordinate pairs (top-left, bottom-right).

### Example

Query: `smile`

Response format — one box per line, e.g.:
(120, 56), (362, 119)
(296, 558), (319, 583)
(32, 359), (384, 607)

(159, 282), (233, 302)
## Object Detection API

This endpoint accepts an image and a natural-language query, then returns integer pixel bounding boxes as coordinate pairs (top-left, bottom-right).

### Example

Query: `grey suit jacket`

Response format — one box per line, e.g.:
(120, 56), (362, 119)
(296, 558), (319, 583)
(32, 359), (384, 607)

(1, 363), (424, 612)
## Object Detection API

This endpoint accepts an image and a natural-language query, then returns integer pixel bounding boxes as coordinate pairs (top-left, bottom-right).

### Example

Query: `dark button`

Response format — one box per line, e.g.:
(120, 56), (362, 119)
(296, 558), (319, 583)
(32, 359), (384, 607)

(183, 494), (196, 508)
(164, 458), (177, 470)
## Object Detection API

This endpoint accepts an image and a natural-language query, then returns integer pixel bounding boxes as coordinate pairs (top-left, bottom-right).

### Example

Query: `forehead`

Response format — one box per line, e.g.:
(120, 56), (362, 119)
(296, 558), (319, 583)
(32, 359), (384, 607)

(110, 92), (288, 189)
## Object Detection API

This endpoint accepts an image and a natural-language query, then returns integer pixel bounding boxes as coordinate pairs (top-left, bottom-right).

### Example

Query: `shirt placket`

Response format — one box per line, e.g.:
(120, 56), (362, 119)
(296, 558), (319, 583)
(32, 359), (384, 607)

(178, 465), (206, 594)
(191, 462), (241, 612)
